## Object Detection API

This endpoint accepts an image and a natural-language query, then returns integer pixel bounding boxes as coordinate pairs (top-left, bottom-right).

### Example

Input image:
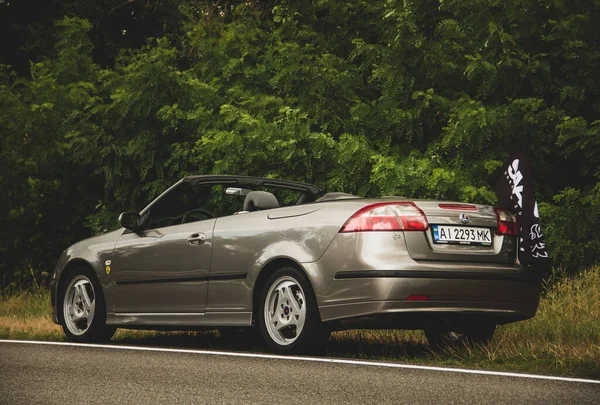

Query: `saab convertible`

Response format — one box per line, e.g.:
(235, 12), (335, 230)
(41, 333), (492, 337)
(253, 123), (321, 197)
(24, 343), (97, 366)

(50, 175), (541, 353)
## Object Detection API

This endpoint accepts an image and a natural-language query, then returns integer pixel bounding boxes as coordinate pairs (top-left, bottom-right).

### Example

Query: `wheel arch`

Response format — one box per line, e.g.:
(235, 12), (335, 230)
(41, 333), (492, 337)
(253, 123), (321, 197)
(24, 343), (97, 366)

(56, 259), (103, 321)
(251, 257), (321, 325)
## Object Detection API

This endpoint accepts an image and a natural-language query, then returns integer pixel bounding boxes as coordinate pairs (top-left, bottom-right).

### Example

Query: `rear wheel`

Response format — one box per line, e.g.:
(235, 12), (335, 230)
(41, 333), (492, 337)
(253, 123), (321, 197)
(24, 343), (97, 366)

(425, 324), (496, 347)
(258, 267), (329, 354)
(59, 268), (116, 343)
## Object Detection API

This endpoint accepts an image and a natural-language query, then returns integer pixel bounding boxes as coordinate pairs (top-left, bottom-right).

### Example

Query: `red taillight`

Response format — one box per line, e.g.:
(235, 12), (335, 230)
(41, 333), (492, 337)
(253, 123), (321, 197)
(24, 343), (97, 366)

(495, 209), (517, 236)
(340, 202), (429, 233)
(438, 203), (478, 211)
(406, 295), (429, 301)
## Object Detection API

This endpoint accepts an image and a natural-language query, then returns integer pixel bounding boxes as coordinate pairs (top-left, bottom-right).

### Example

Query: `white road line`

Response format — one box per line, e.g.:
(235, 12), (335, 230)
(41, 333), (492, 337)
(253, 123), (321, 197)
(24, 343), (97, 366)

(2, 339), (599, 385)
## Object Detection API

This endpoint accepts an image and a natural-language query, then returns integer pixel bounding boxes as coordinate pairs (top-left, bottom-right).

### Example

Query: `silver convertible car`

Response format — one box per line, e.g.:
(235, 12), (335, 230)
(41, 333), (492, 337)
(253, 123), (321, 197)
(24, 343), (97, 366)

(50, 175), (541, 353)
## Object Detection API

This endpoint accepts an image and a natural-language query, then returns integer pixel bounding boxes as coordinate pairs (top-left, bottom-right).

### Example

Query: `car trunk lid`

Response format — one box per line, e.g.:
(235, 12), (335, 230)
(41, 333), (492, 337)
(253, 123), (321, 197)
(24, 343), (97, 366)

(405, 201), (517, 264)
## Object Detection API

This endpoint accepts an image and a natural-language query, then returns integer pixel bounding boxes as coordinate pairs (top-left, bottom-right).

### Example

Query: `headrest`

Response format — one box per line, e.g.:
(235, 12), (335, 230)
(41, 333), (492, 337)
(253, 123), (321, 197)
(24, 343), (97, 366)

(243, 191), (280, 211)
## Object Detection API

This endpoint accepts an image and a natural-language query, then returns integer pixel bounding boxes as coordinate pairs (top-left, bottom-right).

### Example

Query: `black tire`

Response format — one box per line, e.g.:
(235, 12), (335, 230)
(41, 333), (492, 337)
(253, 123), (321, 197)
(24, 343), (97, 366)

(424, 329), (462, 347)
(58, 267), (116, 343)
(258, 266), (330, 354)
(464, 324), (496, 344)
(425, 324), (496, 347)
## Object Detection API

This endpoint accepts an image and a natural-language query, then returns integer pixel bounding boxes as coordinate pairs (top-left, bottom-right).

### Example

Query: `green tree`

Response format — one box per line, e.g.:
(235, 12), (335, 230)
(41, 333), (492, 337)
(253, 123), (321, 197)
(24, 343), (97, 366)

(2, 1), (600, 288)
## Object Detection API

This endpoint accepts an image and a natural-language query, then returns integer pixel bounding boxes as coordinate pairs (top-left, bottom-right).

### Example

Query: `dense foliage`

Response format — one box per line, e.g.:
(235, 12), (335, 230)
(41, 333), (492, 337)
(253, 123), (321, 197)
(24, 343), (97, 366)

(1, 0), (599, 288)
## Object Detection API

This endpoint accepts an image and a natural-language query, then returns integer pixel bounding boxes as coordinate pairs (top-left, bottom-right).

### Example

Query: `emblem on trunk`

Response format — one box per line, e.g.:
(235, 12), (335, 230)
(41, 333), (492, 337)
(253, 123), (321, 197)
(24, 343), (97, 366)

(459, 213), (469, 224)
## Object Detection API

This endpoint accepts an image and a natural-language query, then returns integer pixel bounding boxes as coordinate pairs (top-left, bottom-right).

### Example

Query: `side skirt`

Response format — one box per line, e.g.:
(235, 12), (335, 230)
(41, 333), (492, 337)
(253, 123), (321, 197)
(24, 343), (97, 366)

(106, 312), (252, 327)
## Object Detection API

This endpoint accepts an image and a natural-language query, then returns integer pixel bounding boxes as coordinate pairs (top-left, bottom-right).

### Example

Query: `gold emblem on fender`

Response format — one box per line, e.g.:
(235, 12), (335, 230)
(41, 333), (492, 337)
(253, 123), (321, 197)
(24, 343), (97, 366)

(105, 260), (112, 275)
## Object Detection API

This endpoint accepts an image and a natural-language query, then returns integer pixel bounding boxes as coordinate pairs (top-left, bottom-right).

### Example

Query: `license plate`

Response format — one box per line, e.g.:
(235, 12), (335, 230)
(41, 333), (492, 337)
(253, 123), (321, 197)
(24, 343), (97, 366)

(432, 225), (492, 246)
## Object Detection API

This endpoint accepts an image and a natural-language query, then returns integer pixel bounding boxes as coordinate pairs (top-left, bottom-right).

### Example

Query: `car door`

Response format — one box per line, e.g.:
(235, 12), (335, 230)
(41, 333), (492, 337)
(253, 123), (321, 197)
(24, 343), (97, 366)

(112, 181), (216, 314)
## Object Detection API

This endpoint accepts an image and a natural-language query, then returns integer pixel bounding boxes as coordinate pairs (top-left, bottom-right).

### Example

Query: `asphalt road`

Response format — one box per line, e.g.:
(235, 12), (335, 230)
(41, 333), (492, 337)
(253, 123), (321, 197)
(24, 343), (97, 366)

(1, 341), (599, 404)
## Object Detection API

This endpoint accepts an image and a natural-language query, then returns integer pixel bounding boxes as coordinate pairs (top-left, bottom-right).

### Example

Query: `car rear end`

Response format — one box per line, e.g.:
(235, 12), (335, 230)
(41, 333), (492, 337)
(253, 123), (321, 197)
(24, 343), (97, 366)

(307, 199), (541, 331)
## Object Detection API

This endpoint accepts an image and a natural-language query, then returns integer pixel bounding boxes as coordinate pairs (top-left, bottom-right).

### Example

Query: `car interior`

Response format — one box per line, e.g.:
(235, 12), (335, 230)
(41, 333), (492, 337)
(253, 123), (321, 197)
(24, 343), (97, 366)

(141, 178), (362, 229)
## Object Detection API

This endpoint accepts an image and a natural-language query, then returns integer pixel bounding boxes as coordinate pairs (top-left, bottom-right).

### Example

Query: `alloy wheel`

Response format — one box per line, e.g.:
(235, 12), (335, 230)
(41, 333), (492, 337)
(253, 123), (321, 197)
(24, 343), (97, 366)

(263, 276), (307, 346)
(63, 275), (96, 336)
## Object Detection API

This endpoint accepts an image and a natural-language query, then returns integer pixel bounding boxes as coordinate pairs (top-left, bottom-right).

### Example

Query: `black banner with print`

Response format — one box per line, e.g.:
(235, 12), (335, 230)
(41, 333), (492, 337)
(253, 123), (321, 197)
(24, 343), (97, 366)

(491, 150), (551, 269)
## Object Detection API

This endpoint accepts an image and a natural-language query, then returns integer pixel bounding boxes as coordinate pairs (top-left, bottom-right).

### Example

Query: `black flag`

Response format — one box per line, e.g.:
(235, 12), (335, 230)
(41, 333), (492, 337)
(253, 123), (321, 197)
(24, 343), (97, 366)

(491, 150), (551, 269)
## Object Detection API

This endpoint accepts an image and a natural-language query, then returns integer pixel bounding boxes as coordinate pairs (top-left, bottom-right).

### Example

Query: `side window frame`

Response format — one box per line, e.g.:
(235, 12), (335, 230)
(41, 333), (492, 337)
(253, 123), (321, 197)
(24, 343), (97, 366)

(143, 182), (197, 230)
(136, 178), (316, 231)
(138, 181), (242, 231)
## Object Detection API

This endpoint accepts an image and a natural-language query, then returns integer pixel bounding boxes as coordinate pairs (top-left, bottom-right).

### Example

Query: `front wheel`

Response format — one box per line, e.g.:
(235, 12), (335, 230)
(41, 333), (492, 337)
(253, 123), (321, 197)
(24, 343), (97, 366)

(258, 267), (329, 354)
(59, 269), (116, 343)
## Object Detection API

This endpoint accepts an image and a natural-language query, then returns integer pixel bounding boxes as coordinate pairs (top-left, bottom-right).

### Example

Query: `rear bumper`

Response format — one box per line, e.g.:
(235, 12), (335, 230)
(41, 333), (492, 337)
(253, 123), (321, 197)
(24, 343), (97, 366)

(321, 299), (539, 330)
(306, 231), (540, 328)
(314, 269), (541, 327)
(333, 269), (540, 282)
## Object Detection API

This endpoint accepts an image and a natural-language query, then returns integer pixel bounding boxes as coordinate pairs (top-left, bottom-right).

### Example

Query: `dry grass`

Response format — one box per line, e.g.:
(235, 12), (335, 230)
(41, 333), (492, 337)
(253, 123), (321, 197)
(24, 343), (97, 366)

(0, 316), (62, 340)
(1, 266), (599, 378)
(490, 266), (600, 376)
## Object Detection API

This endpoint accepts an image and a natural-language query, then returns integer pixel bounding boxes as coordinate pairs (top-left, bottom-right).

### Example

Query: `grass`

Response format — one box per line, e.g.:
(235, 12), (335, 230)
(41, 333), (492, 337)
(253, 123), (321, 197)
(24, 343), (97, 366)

(1, 266), (599, 379)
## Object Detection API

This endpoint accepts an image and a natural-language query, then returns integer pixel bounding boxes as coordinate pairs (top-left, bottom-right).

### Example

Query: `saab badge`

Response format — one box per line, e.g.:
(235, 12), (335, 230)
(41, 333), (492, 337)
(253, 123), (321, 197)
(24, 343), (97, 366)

(459, 213), (469, 224)
(105, 260), (112, 275)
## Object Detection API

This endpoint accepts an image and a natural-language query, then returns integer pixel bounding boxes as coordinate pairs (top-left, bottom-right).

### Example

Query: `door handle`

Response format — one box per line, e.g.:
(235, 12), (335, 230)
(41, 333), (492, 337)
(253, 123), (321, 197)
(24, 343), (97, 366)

(187, 233), (207, 246)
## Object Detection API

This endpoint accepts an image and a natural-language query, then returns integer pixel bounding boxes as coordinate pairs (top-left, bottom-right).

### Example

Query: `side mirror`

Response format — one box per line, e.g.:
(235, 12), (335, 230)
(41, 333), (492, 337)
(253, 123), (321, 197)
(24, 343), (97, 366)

(119, 212), (140, 231)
